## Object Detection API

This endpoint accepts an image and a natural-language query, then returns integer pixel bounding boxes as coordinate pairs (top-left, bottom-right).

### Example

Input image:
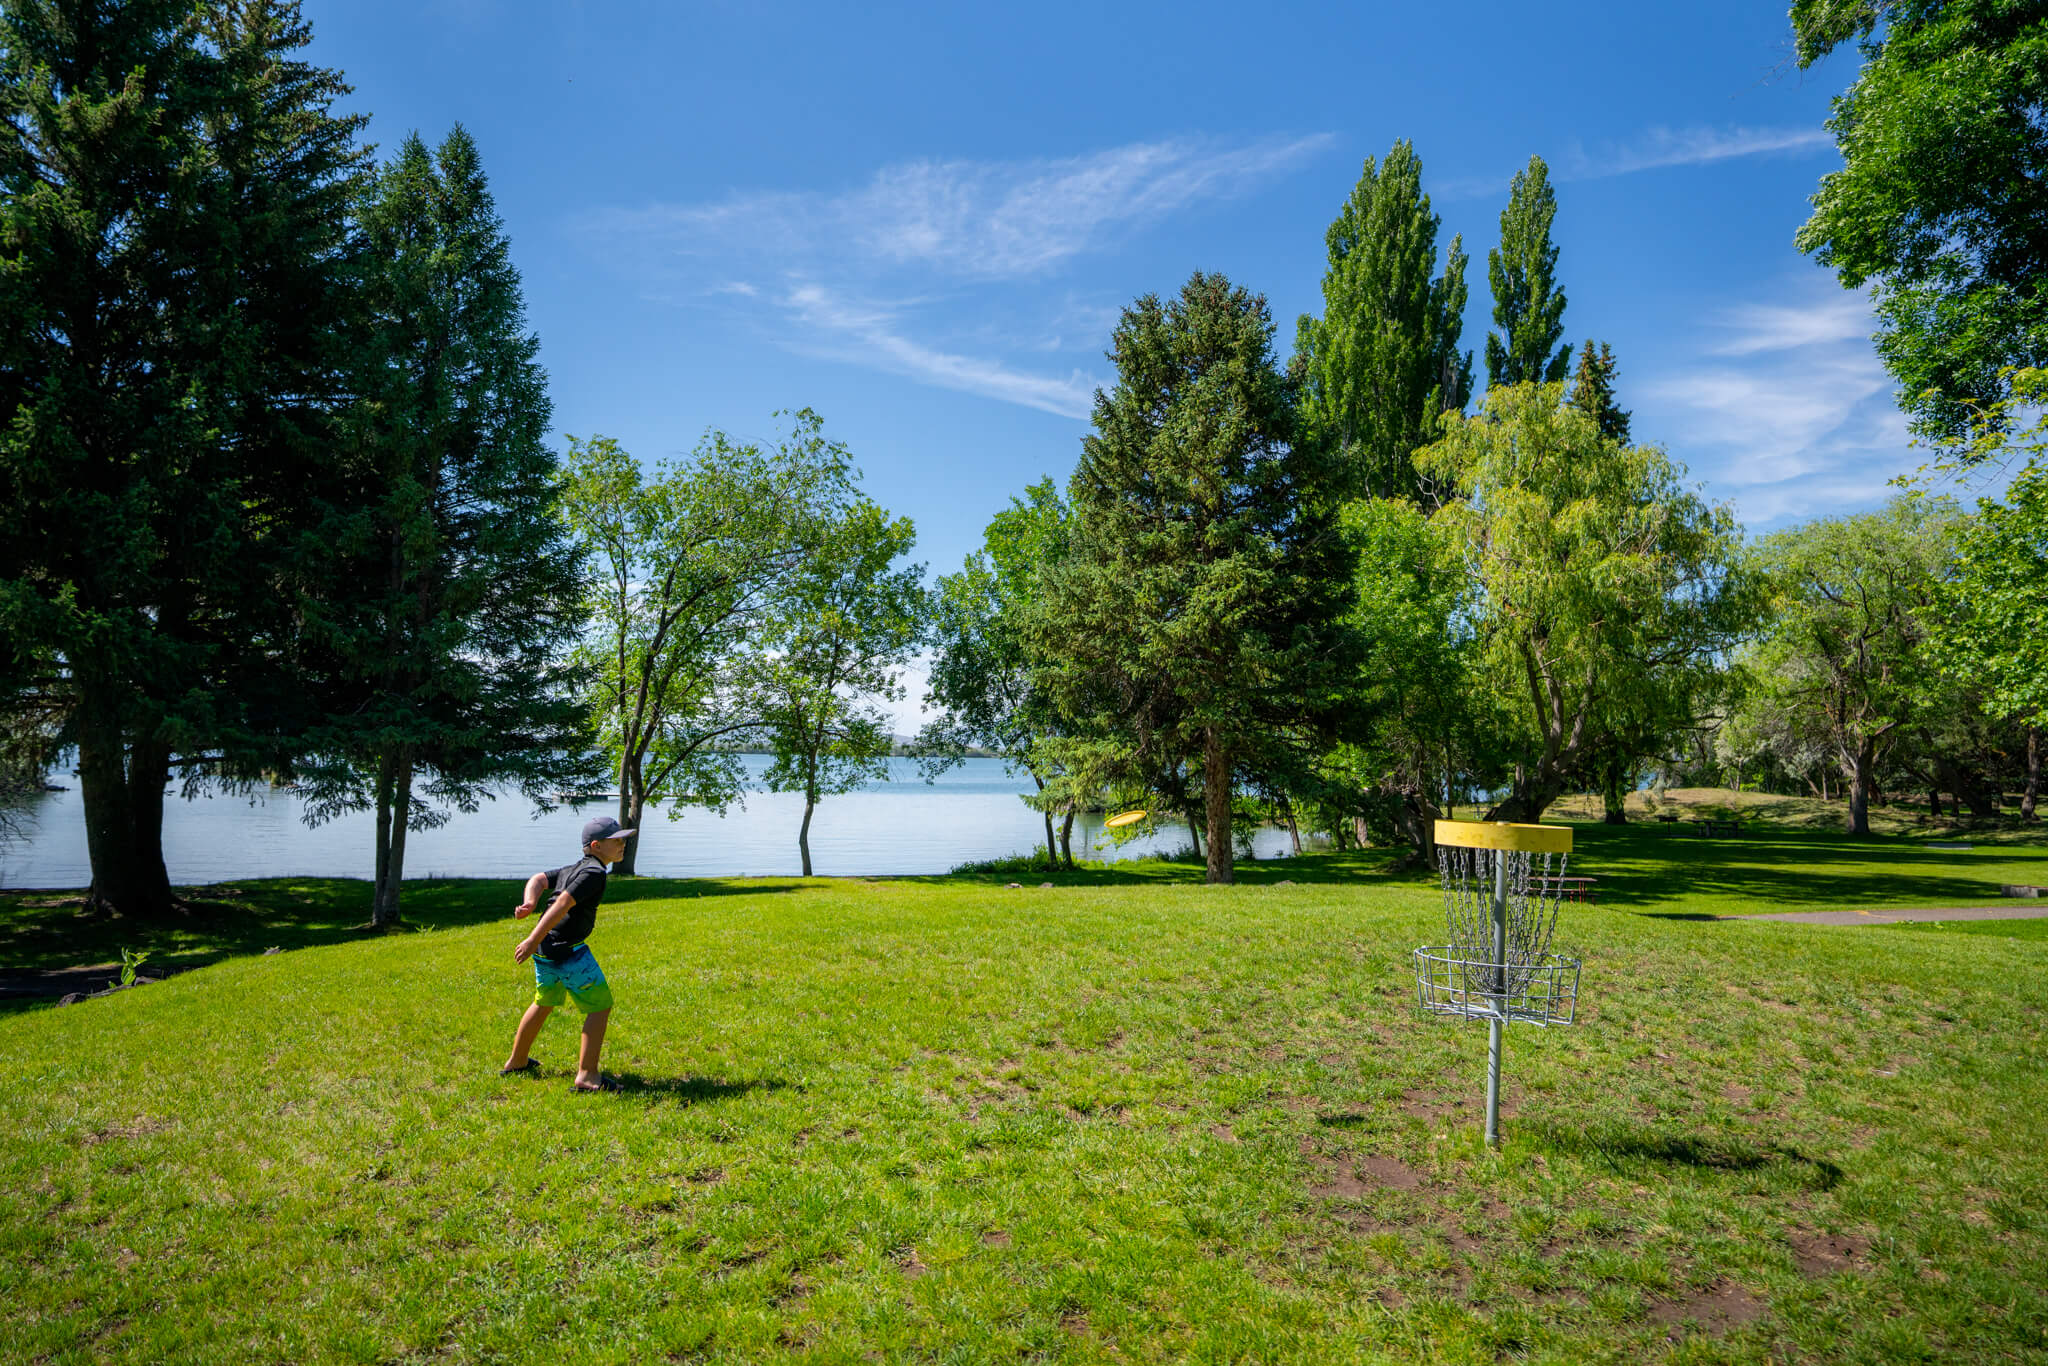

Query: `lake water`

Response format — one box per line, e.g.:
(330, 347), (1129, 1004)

(0, 755), (1310, 888)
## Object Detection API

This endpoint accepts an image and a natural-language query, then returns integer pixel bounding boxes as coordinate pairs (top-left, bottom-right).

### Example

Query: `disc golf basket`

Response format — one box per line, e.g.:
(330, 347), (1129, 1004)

(1414, 820), (1581, 1146)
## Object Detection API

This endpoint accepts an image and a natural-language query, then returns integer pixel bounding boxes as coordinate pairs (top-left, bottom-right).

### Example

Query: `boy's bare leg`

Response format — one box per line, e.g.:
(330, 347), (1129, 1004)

(575, 1007), (611, 1087)
(504, 1002), (552, 1071)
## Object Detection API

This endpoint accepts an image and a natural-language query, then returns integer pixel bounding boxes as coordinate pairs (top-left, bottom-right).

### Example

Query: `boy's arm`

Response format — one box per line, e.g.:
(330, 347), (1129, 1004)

(514, 892), (577, 964)
(514, 871), (550, 917)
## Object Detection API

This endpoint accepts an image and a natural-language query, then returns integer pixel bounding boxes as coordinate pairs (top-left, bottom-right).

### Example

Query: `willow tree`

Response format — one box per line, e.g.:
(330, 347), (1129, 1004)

(1034, 272), (1353, 884)
(1418, 383), (1754, 823)
(1294, 140), (1471, 501)
(1744, 497), (1961, 837)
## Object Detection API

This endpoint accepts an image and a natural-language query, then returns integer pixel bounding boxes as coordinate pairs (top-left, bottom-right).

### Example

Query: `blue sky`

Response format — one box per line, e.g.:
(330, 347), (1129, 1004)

(307, 0), (1891, 592)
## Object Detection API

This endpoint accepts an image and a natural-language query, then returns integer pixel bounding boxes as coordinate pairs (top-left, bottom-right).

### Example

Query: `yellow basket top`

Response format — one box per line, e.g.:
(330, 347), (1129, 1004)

(1433, 820), (1573, 854)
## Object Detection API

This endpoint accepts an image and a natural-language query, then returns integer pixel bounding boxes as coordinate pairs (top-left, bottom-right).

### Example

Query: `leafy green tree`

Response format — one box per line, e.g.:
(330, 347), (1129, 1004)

(1567, 340), (1631, 443)
(1033, 272), (1353, 884)
(294, 128), (586, 926)
(1794, 0), (2048, 444)
(0, 0), (367, 916)
(762, 502), (926, 877)
(1743, 495), (1961, 836)
(1928, 367), (2048, 818)
(1313, 498), (1482, 859)
(1484, 156), (1571, 390)
(562, 414), (859, 876)
(1417, 383), (1753, 823)
(1294, 140), (1472, 501)
(919, 479), (1078, 867)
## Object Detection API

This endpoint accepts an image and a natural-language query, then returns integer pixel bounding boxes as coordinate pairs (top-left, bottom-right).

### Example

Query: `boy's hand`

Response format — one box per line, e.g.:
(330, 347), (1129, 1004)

(514, 900), (536, 919)
(513, 935), (541, 965)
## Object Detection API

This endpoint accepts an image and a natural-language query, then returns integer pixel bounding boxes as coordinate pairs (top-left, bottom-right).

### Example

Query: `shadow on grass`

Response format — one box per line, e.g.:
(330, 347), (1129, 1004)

(0, 874), (800, 982)
(891, 847), (1426, 890)
(1528, 1118), (1842, 1192)
(604, 1073), (790, 1106)
(1561, 822), (2048, 913)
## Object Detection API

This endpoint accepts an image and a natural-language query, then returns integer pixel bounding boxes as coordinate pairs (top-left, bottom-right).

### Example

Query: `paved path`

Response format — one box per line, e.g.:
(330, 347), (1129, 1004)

(1727, 905), (2048, 926)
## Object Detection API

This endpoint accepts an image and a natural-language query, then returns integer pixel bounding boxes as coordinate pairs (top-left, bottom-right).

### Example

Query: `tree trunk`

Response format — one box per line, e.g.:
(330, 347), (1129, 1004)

(75, 687), (174, 919)
(1284, 801), (1302, 855)
(615, 757), (643, 876)
(1601, 761), (1629, 825)
(2023, 725), (2039, 822)
(372, 749), (413, 927)
(1059, 805), (1075, 867)
(1353, 815), (1369, 849)
(1202, 728), (1233, 884)
(798, 796), (815, 876)
(1033, 775), (1055, 870)
(1844, 743), (1874, 837)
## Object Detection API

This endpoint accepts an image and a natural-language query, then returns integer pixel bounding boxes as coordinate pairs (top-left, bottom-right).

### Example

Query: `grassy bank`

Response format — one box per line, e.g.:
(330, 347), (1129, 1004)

(3, 828), (2047, 1362)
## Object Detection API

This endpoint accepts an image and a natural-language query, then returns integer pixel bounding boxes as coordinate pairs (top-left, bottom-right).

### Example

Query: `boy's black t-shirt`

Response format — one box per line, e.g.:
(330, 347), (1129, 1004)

(539, 855), (608, 962)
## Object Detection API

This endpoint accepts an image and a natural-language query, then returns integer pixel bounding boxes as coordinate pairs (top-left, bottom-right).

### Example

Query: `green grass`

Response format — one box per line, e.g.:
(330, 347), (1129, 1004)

(4, 823), (2048, 1363)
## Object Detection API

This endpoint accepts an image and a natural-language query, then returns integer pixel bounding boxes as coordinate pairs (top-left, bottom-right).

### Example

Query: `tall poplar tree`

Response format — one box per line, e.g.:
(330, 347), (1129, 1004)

(1294, 140), (1471, 501)
(1034, 273), (1353, 884)
(1484, 156), (1571, 390)
(296, 128), (586, 926)
(0, 0), (367, 917)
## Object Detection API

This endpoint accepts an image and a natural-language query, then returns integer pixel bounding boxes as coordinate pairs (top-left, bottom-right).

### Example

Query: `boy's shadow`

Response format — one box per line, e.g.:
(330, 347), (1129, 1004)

(605, 1073), (789, 1106)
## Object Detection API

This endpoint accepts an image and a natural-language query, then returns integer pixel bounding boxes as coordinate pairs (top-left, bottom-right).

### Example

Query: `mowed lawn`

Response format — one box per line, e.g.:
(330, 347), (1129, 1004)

(4, 826), (2048, 1364)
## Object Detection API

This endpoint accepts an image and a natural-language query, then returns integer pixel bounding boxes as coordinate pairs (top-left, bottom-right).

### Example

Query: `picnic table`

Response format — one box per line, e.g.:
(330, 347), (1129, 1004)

(1692, 818), (1742, 837)
(1533, 874), (1598, 904)
(1655, 813), (1682, 826)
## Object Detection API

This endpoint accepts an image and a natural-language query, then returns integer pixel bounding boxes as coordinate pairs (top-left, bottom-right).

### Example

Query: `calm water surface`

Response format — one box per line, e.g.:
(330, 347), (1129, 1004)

(0, 756), (1307, 888)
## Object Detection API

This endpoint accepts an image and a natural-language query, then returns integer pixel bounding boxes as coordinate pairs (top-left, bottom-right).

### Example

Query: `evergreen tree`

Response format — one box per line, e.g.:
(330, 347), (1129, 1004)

(296, 127), (586, 926)
(1484, 156), (1571, 390)
(1034, 273), (1354, 884)
(0, 0), (367, 917)
(1567, 340), (1631, 443)
(1294, 140), (1471, 501)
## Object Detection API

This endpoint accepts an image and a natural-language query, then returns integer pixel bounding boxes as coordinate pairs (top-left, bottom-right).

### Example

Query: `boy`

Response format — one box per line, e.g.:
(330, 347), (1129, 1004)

(500, 815), (632, 1092)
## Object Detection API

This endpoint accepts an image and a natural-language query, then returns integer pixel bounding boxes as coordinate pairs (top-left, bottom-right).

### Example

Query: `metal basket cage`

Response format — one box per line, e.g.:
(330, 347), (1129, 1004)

(1413, 946), (1581, 1027)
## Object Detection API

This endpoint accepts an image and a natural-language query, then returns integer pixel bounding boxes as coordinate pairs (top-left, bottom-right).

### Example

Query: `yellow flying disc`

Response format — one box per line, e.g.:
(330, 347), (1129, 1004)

(1104, 809), (1147, 829)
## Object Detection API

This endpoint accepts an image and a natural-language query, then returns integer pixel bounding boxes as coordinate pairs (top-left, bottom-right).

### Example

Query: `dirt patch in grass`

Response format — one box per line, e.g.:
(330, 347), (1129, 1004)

(1210, 1122), (1237, 1143)
(1650, 1281), (1767, 1338)
(981, 1230), (1010, 1248)
(1358, 1156), (1427, 1190)
(81, 1118), (173, 1145)
(1788, 1228), (1870, 1275)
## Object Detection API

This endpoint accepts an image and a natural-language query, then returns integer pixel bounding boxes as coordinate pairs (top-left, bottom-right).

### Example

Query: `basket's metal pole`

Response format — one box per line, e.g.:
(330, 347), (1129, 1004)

(1485, 848), (1508, 1147)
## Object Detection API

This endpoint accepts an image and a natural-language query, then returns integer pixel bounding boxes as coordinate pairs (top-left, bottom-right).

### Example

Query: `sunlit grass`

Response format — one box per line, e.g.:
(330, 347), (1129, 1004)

(3, 824), (2046, 1362)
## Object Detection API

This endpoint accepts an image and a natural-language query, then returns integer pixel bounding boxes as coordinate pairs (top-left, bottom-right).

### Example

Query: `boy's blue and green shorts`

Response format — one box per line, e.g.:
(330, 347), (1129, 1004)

(532, 944), (613, 1013)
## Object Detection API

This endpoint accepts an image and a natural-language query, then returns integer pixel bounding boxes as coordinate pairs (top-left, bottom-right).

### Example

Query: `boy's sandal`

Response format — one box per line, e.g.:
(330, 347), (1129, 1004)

(498, 1059), (540, 1076)
(571, 1074), (621, 1093)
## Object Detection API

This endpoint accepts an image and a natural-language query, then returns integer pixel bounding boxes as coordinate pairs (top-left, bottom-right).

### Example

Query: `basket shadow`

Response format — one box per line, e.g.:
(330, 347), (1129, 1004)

(1526, 1118), (1843, 1192)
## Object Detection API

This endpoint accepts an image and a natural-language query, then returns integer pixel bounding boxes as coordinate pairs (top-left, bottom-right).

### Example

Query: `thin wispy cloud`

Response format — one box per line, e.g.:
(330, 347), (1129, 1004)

(583, 134), (1332, 416)
(598, 134), (1334, 282)
(1437, 123), (1833, 200)
(1640, 282), (1904, 526)
(781, 284), (1097, 420)
(1561, 124), (1833, 180)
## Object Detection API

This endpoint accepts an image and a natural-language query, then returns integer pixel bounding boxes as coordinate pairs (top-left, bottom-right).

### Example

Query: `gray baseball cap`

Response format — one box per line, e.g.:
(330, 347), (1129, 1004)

(581, 815), (636, 846)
